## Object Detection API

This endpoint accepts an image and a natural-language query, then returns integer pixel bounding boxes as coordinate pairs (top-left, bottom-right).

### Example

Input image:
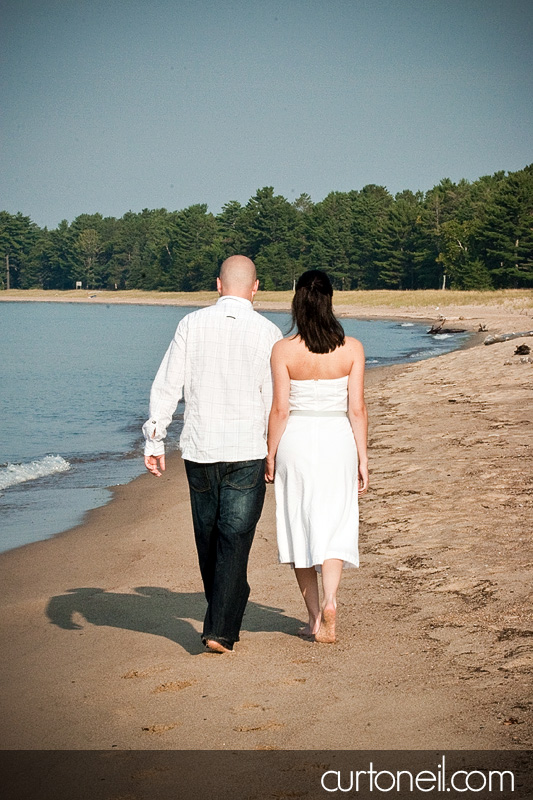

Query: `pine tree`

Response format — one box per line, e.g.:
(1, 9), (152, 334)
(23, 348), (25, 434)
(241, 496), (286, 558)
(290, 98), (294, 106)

(481, 166), (533, 287)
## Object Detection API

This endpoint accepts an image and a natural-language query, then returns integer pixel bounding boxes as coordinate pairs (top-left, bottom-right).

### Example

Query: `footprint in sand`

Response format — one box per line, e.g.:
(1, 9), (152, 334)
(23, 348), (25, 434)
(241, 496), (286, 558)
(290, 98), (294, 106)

(141, 723), (180, 734)
(264, 677), (308, 687)
(500, 645), (533, 673)
(253, 744), (281, 750)
(232, 702), (267, 712)
(233, 721), (286, 732)
(152, 679), (197, 693)
(122, 665), (170, 679)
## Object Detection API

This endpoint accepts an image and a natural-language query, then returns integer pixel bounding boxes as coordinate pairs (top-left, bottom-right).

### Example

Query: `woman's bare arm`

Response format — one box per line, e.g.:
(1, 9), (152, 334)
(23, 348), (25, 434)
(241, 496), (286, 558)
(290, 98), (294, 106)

(347, 339), (369, 494)
(265, 340), (291, 482)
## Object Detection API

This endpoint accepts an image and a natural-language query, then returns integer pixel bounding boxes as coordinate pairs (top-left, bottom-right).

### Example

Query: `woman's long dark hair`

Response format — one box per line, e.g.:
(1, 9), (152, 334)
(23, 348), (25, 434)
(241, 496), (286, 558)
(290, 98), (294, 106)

(291, 270), (345, 353)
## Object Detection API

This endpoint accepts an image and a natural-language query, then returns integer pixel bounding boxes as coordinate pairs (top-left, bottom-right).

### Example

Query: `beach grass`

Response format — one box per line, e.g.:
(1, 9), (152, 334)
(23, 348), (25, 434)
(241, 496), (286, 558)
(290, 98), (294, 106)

(0, 288), (220, 304)
(267, 288), (533, 310)
(1, 287), (532, 311)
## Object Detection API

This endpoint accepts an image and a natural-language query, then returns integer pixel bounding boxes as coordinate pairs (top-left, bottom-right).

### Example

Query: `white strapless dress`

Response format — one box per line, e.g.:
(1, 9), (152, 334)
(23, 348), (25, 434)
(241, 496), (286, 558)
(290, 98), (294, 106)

(274, 376), (359, 569)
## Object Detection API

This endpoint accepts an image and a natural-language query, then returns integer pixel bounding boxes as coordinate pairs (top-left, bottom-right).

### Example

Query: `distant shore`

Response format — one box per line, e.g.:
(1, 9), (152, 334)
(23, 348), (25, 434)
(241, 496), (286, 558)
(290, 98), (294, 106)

(0, 290), (531, 751)
(1, 287), (532, 334)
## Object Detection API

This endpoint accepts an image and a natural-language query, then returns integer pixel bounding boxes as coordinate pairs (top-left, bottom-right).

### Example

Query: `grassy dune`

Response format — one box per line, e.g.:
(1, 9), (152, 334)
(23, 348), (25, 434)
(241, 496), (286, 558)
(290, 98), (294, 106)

(1, 287), (532, 311)
(265, 288), (533, 311)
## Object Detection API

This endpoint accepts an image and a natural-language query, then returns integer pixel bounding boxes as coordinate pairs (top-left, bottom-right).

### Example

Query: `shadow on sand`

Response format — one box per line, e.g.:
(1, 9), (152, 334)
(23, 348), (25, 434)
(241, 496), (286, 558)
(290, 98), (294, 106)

(46, 586), (302, 655)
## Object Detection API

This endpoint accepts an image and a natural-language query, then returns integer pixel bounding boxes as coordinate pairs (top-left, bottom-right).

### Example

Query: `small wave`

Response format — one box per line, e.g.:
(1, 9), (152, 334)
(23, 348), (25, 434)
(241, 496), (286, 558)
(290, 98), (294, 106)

(0, 455), (71, 491)
(400, 322), (415, 327)
(433, 333), (453, 340)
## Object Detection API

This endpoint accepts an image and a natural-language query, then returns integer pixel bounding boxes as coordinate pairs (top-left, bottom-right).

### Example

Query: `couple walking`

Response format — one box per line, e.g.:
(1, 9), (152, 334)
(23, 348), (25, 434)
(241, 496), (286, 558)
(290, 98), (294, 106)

(143, 255), (368, 653)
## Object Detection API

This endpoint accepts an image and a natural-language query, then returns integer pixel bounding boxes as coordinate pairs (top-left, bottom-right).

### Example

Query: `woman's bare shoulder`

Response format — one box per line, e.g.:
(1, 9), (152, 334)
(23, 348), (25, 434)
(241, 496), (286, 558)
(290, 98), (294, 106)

(344, 336), (365, 354)
(273, 335), (298, 351)
(272, 335), (299, 358)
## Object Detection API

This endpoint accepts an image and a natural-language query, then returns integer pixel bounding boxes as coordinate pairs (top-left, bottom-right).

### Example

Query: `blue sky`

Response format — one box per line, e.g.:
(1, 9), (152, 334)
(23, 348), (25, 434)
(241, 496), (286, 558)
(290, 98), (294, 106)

(1, 0), (532, 228)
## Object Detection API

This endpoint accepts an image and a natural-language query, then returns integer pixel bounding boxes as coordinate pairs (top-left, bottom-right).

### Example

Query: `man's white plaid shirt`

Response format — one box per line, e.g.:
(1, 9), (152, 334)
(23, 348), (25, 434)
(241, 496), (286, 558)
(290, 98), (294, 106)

(143, 296), (283, 462)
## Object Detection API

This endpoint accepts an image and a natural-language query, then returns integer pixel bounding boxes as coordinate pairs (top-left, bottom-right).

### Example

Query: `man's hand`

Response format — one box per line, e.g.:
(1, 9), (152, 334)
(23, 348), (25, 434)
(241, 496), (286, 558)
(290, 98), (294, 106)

(145, 454), (166, 477)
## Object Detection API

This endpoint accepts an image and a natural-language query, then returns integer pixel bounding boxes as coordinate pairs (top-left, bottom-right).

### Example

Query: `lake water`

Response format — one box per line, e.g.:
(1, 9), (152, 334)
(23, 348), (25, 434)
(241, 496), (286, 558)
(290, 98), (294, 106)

(0, 302), (469, 553)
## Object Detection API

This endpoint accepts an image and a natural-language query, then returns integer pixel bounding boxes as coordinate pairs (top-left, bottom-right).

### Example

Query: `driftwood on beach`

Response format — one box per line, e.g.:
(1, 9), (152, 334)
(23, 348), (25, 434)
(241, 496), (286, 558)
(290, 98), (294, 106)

(484, 329), (533, 345)
(427, 319), (467, 335)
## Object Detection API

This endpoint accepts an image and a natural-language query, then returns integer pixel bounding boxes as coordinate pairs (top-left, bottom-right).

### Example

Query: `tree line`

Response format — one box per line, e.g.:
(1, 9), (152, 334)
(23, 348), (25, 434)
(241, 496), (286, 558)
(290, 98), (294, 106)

(1, 165), (532, 292)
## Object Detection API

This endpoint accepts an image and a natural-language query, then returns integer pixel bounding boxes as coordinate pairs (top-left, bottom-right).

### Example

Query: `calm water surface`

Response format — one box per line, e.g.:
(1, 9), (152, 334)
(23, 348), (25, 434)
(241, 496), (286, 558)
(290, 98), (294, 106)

(0, 302), (469, 553)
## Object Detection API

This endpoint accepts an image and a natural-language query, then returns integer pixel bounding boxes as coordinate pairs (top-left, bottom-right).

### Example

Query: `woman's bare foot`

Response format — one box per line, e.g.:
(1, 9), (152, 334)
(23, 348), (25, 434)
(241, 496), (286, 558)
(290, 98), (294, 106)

(315, 605), (336, 643)
(205, 639), (233, 653)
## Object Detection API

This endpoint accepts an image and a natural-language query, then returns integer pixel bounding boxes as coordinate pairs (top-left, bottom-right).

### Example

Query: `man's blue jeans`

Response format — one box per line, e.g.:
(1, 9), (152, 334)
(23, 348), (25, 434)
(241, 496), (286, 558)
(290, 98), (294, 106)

(184, 458), (266, 651)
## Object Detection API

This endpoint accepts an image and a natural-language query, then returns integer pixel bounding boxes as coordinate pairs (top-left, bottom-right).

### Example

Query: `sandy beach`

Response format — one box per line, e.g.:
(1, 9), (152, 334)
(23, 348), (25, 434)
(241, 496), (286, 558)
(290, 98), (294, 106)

(0, 291), (532, 754)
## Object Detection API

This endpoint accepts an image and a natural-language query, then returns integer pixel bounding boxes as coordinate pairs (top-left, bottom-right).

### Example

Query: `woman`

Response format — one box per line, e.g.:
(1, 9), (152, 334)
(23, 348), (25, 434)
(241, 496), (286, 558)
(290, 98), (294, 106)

(265, 270), (368, 643)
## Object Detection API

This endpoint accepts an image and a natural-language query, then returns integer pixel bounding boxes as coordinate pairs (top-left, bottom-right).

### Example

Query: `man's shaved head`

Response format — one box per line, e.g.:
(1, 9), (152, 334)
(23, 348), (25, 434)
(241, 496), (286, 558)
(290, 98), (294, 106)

(218, 255), (258, 299)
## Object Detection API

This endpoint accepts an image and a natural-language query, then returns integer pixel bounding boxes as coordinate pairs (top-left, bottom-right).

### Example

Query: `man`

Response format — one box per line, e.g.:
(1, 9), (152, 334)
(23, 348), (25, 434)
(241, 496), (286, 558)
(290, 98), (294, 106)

(143, 255), (282, 653)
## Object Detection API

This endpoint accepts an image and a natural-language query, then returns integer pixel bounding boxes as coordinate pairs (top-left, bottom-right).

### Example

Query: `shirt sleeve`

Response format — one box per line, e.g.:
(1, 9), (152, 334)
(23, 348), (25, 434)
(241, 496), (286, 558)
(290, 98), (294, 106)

(142, 321), (187, 456)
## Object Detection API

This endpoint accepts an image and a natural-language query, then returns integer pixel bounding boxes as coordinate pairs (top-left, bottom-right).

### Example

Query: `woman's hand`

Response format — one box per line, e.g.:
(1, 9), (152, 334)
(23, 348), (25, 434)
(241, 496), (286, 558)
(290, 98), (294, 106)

(358, 461), (369, 495)
(265, 454), (276, 483)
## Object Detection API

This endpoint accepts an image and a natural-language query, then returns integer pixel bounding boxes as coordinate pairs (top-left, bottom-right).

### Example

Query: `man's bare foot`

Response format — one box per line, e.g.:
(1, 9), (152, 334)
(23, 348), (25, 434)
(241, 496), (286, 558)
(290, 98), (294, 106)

(298, 614), (321, 639)
(315, 605), (336, 643)
(205, 639), (233, 654)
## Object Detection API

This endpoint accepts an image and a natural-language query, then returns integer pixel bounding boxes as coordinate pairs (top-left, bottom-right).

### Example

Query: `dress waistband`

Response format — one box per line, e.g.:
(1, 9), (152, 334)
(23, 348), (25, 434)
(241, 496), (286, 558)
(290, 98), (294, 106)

(289, 410), (347, 417)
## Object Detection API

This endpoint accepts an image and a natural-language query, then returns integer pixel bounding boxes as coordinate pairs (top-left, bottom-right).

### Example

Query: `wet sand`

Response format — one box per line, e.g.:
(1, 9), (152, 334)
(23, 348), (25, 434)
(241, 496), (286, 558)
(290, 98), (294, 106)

(0, 296), (531, 751)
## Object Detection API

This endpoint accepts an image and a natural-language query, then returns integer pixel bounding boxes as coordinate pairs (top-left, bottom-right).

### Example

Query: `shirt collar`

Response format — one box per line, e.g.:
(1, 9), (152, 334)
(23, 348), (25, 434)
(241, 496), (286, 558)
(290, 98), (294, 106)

(216, 295), (253, 308)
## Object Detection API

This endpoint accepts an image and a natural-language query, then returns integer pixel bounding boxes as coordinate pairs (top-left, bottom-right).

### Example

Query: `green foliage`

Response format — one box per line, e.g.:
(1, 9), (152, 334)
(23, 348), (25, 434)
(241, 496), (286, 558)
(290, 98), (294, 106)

(2, 166), (532, 292)
(479, 165), (533, 288)
(0, 211), (40, 288)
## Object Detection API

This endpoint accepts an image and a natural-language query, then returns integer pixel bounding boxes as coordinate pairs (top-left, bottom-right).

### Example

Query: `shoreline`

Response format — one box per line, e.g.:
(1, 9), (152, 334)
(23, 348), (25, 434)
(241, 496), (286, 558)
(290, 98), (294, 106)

(1, 288), (532, 335)
(0, 305), (531, 750)
(0, 324), (479, 560)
